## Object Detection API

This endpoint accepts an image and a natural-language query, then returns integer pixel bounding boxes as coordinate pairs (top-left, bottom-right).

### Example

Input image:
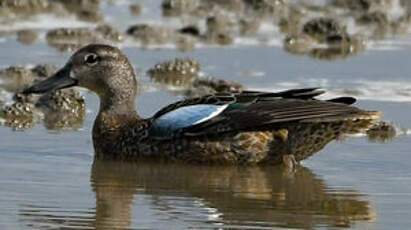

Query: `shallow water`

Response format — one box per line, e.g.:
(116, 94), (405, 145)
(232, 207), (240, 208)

(1, 1), (411, 230)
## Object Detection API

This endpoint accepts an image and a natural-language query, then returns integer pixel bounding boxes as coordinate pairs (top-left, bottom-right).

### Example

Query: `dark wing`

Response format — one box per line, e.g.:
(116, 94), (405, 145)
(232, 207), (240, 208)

(181, 98), (380, 136)
(149, 88), (379, 138)
(153, 88), (326, 119)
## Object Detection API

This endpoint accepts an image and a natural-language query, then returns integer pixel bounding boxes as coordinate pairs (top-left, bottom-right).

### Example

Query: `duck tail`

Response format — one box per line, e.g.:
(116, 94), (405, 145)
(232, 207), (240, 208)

(302, 111), (382, 134)
(341, 111), (382, 134)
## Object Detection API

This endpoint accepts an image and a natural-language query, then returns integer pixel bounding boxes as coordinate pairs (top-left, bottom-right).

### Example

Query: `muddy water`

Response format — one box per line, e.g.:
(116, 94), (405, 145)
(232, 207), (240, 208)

(0, 41), (410, 229)
(1, 1), (411, 230)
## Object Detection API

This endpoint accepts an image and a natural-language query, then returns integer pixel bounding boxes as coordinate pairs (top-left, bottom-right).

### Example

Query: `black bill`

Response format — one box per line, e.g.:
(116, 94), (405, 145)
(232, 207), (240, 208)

(23, 63), (77, 94)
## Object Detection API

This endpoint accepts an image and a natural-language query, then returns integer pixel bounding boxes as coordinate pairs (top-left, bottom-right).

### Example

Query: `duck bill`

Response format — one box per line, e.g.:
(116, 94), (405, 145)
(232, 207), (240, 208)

(23, 63), (77, 94)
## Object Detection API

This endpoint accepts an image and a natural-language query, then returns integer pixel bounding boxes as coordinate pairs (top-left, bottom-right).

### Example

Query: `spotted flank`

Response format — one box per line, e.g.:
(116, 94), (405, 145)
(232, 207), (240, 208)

(23, 44), (382, 165)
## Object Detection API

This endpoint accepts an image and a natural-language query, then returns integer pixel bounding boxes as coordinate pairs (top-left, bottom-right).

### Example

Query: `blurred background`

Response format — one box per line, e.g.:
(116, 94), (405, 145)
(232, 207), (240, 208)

(0, 0), (411, 229)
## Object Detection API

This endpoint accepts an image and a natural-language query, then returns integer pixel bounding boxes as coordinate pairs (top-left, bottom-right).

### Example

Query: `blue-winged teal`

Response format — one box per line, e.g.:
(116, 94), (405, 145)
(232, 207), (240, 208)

(23, 44), (381, 164)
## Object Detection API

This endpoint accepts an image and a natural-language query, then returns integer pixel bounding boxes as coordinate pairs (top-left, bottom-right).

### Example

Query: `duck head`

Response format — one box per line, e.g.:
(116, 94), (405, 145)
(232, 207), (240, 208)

(24, 44), (138, 111)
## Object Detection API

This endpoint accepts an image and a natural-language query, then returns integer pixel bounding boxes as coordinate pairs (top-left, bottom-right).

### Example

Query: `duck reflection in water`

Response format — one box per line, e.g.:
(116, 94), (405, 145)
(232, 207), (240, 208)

(20, 160), (376, 229)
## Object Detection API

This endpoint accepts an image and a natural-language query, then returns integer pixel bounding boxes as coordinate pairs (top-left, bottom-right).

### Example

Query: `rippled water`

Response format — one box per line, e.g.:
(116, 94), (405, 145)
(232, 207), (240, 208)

(1, 1), (411, 230)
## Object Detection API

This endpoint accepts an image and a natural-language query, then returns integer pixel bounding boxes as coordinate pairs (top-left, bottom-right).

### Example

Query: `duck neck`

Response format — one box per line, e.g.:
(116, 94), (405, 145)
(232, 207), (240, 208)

(94, 87), (141, 135)
(92, 91), (140, 159)
(98, 90), (137, 116)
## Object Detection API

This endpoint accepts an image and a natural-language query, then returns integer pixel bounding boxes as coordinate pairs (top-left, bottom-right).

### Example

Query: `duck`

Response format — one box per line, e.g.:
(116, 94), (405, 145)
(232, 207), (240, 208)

(23, 44), (381, 165)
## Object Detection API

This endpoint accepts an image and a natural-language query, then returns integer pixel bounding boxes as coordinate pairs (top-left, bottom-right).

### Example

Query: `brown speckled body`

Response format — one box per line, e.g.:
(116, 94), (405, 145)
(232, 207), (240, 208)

(92, 112), (376, 164)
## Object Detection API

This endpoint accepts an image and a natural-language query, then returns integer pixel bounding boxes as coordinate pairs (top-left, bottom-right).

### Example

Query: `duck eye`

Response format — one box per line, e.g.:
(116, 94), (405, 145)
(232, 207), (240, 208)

(84, 53), (99, 66)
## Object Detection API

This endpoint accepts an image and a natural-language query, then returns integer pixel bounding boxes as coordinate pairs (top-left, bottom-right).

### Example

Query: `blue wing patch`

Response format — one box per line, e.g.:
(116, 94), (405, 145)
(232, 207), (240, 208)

(151, 104), (228, 136)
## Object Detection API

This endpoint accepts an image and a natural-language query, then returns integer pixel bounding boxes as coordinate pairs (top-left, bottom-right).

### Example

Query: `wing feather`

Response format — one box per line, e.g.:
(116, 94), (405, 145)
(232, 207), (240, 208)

(152, 88), (327, 119)
(149, 88), (379, 137)
(151, 104), (228, 136)
(183, 99), (380, 135)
